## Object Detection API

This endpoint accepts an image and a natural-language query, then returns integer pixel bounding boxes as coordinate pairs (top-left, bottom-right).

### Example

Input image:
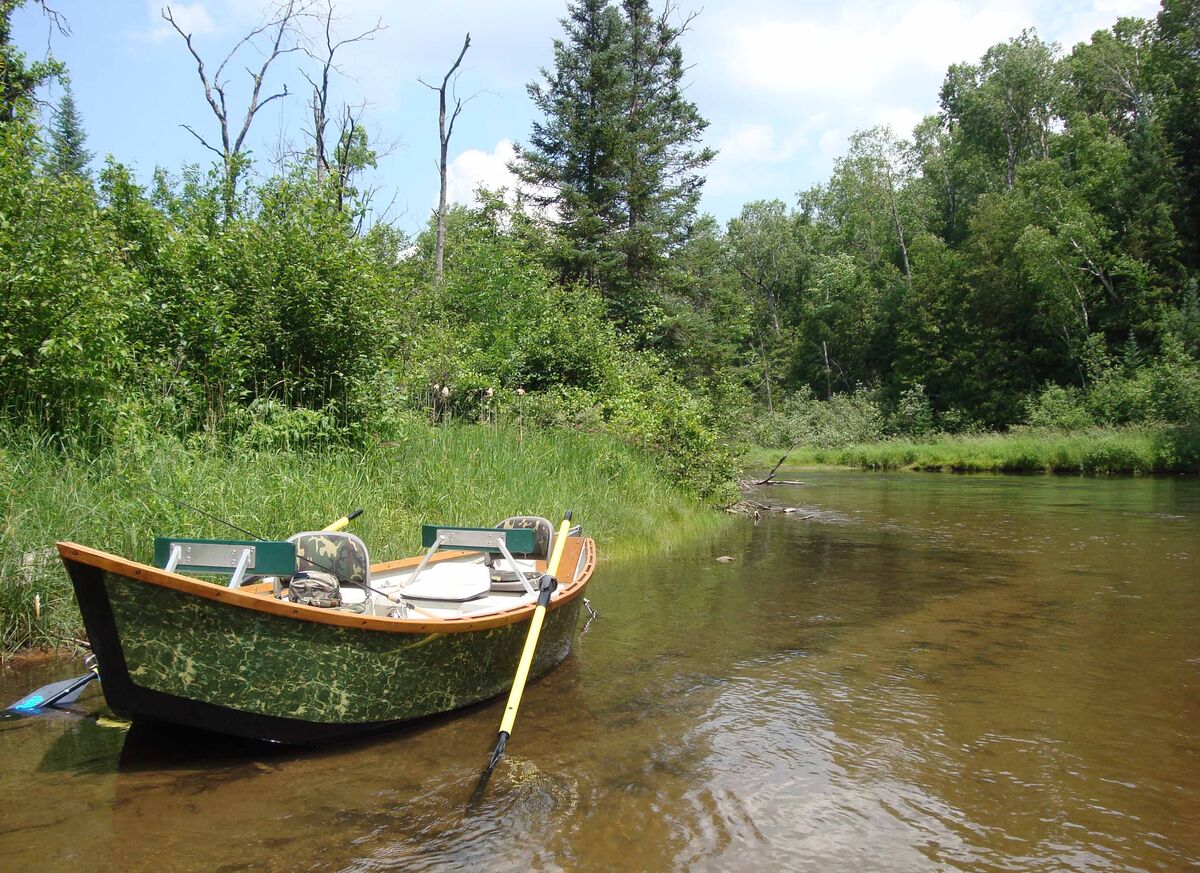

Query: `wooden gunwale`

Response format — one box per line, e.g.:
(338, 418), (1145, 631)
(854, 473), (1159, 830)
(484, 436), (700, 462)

(56, 537), (595, 635)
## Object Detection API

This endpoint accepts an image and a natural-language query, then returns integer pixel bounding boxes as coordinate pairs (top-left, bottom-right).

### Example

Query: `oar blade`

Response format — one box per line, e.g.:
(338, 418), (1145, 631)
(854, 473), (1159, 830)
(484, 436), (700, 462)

(469, 731), (509, 806)
(5, 672), (97, 714)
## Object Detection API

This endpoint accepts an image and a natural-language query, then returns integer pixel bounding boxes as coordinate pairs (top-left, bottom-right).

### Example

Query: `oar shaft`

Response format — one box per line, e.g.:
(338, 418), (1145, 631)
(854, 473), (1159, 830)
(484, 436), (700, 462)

(499, 594), (551, 735)
(490, 512), (573, 751)
(545, 510), (572, 578)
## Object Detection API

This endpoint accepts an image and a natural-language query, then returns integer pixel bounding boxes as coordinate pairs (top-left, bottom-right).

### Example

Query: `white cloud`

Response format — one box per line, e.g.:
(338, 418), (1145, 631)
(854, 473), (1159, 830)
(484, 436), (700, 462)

(445, 139), (518, 205)
(721, 1), (1032, 100)
(872, 106), (926, 139)
(137, 1), (218, 43)
(717, 123), (809, 165)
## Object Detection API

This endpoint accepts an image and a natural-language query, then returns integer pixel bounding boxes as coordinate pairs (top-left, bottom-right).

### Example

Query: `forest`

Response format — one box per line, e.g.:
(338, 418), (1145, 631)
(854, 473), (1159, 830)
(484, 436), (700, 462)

(3, 0), (1200, 501)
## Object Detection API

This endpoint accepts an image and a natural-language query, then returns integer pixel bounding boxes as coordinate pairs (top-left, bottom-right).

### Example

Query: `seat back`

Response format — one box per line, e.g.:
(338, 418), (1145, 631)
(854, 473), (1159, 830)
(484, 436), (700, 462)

(496, 516), (554, 559)
(288, 531), (371, 586)
(153, 537), (296, 589)
(419, 525), (536, 554)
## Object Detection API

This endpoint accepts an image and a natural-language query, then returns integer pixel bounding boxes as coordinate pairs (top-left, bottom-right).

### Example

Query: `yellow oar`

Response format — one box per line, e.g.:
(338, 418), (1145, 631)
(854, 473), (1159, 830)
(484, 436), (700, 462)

(471, 510), (573, 801)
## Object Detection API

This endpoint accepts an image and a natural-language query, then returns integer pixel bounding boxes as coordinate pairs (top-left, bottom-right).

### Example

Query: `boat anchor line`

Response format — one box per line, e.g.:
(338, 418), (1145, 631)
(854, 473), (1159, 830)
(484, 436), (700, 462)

(580, 598), (599, 634)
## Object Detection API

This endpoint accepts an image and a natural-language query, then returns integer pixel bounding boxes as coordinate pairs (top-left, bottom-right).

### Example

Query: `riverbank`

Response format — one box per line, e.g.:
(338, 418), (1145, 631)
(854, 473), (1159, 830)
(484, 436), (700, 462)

(1, 422), (726, 653)
(743, 426), (1200, 475)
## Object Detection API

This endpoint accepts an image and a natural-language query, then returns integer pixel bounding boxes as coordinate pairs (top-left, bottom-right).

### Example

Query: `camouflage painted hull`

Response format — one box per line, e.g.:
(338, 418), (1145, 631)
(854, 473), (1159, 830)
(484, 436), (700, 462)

(58, 538), (595, 745)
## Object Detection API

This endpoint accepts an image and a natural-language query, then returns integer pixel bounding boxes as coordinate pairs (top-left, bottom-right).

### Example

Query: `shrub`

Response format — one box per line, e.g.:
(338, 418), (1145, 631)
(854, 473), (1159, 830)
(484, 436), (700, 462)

(1023, 383), (1095, 429)
(890, 383), (935, 437)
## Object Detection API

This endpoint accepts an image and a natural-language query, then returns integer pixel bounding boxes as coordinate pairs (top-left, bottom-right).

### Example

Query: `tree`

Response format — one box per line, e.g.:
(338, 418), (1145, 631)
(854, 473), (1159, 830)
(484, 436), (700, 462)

(420, 33), (471, 283)
(512, 0), (713, 333)
(47, 79), (89, 177)
(940, 29), (1061, 192)
(163, 0), (306, 214)
(1150, 0), (1200, 268)
(616, 0), (714, 313)
(300, 1), (384, 215)
(514, 0), (628, 288)
(1, 0), (65, 123)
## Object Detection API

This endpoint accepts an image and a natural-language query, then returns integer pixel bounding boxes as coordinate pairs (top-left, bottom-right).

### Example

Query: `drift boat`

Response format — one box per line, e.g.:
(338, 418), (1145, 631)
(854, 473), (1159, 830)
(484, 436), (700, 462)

(56, 517), (596, 745)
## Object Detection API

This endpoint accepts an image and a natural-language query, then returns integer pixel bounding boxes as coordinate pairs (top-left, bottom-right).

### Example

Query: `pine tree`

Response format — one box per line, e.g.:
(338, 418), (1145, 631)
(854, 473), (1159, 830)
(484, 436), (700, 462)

(512, 0), (713, 333)
(47, 81), (90, 177)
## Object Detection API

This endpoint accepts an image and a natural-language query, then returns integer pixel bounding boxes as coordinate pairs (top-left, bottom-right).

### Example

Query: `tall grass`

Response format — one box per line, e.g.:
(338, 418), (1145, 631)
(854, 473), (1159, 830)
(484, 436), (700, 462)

(1, 420), (726, 652)
(744, 426), (1200, 475)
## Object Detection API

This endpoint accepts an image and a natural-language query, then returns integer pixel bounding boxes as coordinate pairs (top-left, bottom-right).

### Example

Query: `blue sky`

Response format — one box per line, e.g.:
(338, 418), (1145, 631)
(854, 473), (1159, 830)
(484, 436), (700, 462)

(13, 0), (1162, 237)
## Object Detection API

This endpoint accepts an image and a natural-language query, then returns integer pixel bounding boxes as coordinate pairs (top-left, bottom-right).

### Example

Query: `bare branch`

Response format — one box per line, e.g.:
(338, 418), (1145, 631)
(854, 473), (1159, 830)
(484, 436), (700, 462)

(179, 124), (225, 160)
(302, 1), (387, 186)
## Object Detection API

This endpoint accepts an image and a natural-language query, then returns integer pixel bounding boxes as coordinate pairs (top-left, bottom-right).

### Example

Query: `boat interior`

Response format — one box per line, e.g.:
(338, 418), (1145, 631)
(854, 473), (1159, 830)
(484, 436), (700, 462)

(154, 516), (587, 621)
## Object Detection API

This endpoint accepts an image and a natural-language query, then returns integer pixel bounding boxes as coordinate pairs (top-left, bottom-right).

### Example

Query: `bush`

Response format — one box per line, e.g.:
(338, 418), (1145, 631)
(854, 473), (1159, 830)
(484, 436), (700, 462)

(1023, 383), (1095, 429)
(746, 385), (886, 448)
(890, 383), (935, 437)
(0, 123), (134, 436)
(1086, 337), (1200, 426)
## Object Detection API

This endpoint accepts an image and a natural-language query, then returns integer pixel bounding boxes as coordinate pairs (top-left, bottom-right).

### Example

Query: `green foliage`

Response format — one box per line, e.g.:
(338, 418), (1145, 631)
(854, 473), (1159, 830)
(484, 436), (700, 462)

(890, 383), (935, 437)
(746, 386), (885, 450)
(0, 121), (133, 435)
(1086, 334), (1200, 425)
(1023, 384), (1094, 430)
(746, 426), (1200, 476)
(1, 0), (64, 124)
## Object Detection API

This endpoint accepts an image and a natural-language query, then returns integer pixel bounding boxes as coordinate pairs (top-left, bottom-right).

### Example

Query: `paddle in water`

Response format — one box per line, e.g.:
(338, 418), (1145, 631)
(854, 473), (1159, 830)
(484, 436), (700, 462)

(6, 659), (98, 715)
(470, 511), (573, 804)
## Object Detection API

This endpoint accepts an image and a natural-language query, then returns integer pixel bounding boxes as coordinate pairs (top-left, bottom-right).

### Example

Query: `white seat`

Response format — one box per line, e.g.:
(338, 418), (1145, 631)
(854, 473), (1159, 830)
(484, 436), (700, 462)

(402, 563), (491, 602)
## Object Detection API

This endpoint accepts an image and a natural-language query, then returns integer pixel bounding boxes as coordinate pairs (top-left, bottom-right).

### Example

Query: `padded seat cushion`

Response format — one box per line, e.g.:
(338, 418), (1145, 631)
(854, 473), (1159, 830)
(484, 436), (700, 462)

(403, 562), (491, 602)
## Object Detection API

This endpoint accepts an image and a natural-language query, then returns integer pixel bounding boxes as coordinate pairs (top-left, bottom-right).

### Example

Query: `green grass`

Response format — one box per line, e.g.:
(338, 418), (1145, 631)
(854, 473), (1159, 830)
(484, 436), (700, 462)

(744, 426), (1200, 475)
(1, 421), (726, 653)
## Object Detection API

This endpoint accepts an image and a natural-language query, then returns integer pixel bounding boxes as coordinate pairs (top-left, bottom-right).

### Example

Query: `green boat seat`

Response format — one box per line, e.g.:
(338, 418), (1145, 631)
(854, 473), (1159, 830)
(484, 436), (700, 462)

(153, 537), (296, 590)
(410, 524), (539, 596)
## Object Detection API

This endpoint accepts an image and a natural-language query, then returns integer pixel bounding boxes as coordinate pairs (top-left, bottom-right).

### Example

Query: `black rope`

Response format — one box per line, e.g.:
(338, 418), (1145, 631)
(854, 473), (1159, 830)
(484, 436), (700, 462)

(140, 483), (263, 540)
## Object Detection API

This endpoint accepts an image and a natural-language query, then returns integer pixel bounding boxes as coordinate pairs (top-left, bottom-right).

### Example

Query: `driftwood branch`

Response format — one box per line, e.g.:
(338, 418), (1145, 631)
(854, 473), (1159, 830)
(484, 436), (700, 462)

(754, 440), (802, 485)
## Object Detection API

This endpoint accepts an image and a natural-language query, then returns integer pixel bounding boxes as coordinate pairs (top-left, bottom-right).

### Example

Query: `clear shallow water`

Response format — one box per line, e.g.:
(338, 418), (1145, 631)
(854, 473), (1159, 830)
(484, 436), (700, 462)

(2, 471), (1197, 871)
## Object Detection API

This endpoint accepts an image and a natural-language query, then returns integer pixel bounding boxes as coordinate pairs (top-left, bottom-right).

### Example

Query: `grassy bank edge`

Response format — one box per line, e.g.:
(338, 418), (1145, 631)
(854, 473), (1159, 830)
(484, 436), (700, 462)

(1, 422), (728, 654)
(743, 426), (1200, 475)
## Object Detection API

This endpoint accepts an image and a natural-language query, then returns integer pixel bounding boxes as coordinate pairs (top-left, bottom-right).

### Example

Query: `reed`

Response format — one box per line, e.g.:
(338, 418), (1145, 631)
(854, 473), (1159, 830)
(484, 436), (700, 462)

(744, 426), (1200, 476)
(1, 421), (726, 652)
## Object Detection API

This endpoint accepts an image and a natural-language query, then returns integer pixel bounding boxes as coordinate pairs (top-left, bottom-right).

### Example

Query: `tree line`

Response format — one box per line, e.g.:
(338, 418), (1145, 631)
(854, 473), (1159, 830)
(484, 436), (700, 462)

(1, 0), (1198, 502)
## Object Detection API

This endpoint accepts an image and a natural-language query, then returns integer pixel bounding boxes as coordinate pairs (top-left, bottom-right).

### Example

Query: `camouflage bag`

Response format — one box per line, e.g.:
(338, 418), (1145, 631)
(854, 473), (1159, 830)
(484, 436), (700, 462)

(288, 570), (342, 608)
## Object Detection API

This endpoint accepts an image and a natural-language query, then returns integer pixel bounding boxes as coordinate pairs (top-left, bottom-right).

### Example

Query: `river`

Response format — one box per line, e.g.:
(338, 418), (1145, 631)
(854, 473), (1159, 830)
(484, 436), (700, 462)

(1, 470), (1197, 871)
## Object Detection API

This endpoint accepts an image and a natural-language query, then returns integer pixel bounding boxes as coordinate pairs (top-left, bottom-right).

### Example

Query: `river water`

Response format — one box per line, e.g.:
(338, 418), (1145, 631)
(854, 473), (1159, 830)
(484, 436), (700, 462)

(1, 471), (1197, 871)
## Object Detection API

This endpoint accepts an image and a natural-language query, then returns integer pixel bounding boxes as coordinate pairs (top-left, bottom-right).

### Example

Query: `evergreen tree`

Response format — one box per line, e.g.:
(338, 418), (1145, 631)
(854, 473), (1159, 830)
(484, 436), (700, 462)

(513, 0), (713, 334)
(47, 81), (90, 177)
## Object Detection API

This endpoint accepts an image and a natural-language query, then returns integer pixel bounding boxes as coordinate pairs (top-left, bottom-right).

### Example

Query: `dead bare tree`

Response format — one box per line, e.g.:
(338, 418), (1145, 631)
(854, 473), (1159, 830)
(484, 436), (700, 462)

(162, 1), (308, 213)
(301, 1), (383, 204)
(419, 33), (471, 283)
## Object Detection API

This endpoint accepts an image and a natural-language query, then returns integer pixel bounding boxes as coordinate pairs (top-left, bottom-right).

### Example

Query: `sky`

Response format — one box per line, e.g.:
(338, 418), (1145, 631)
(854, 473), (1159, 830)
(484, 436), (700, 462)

(12, 0), (1163, 237)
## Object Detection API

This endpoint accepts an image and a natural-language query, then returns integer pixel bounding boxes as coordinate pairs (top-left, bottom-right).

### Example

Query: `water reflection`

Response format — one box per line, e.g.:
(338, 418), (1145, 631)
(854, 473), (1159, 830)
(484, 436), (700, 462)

(1, 471), (1197, 871)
